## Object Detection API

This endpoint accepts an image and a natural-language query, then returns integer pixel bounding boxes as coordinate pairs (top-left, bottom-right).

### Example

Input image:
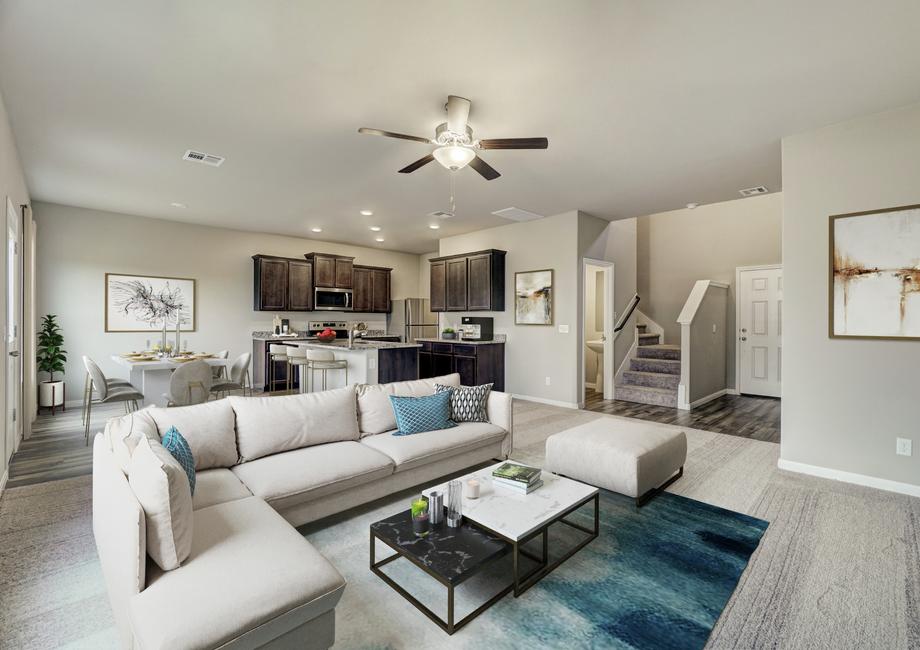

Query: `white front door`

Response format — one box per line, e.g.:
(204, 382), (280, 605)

(738, 266), (782, 397)
(6, 198), (22, 464)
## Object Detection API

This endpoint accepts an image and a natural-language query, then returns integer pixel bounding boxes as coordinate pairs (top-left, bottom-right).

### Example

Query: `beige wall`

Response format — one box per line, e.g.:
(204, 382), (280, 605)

(0, 90), (30, 485)
(637, 193), (782, 389)
(34, 202), (423, 402)
(781, 103), (920, 490)
(687, 285), (728, 403)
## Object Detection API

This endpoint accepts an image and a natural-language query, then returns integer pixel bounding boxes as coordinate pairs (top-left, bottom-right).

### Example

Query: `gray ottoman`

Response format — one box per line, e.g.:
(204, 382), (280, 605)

(544, 418), (686, 506)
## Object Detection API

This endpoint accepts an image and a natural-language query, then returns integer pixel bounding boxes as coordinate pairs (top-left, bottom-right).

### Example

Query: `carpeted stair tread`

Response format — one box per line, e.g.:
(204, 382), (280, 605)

(630, 357), (681, 374)
(614, 384), (678, 407)
(638, 333), (661, 345)
(637, 344), (681, 360)
(622, 370), (681, 389)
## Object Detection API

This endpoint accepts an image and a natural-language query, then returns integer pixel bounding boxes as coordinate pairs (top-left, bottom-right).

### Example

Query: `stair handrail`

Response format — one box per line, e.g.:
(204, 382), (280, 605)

(613, 293), (640, 334)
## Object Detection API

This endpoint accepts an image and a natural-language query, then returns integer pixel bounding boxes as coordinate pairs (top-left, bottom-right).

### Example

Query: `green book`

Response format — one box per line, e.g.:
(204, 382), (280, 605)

(492, 462), (542, 484)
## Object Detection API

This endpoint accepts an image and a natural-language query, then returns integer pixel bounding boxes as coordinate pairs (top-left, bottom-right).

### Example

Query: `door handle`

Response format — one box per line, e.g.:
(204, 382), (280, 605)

(740, 337), (747, 341)
(8, 351), (19, 357)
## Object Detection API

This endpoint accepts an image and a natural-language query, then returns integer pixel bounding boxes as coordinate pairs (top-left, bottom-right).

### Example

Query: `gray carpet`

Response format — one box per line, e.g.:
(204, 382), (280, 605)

(1, 401), (918, 649)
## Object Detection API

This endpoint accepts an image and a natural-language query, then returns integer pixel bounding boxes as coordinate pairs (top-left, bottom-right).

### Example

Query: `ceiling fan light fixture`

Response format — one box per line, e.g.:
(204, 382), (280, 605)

(432, 145), (475, 171)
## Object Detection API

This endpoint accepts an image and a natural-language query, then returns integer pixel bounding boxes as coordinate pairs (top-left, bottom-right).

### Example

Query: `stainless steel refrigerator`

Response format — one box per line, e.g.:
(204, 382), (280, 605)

(389, 298), (438, 343)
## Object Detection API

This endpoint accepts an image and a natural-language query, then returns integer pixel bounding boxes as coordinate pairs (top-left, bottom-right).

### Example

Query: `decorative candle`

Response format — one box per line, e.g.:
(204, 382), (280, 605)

(464, 478), (480, 499)
(410, 496), (430, 537)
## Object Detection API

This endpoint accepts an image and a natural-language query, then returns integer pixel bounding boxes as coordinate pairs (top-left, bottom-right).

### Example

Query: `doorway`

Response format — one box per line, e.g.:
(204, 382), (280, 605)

(736, 264), (782, 397)
(5, 197), (22, 469)
(582, 259), (614, 403)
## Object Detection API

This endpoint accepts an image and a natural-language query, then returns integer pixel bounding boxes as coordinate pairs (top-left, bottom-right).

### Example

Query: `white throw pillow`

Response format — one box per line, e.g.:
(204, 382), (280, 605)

(128, 435), (193, 571)
(357, 373), (462, 436)
(148, 400), (238, 470)
(103, 409), (159, 473)
(229, 386), (359, 462)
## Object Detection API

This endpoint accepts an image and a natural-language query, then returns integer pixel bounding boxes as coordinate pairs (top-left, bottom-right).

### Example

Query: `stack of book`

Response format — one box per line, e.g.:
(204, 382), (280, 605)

(492, 462), (543, 495)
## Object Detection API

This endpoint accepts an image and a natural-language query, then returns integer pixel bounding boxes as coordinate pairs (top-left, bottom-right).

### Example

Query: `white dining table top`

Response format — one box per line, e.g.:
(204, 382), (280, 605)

(111, 355), (230, 370)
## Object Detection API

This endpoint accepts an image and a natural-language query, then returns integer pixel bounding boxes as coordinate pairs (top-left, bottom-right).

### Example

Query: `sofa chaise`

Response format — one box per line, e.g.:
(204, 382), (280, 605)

(93, 373), (513, 650)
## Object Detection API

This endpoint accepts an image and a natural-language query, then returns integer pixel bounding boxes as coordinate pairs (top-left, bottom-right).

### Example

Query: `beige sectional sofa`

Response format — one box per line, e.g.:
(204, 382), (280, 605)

(93, 373), (513, 650)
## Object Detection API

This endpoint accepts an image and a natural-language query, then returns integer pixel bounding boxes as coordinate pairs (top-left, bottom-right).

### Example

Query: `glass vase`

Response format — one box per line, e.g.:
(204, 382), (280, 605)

(447, 480), (462, 528)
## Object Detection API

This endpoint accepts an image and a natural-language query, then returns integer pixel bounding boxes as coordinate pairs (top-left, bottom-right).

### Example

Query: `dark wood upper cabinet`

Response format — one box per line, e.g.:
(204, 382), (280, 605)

(429, 250), (506, 312)
(353, 264), (392, 313)
(307, 253), (354, 288)
(288, 260), (313, 311)
(430, 260), (447, 312)
(253, 256), (288, 311)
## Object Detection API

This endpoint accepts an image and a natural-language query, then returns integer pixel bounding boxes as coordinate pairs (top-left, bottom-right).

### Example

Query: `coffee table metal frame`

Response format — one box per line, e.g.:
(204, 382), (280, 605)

(370, 491), (599, 635)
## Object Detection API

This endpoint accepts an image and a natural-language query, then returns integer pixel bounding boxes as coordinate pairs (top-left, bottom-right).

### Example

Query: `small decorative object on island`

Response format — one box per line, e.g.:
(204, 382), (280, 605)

(272, 315), (282, 336)
(441, 327), (457, 340)
(515, 269), (554, 325)
(446, 480), (462, 527)
(830, 203), (920, 339)
(410, 496), (430, 537)
(316, 327), (337, 343)
(37, 314), (67, 414)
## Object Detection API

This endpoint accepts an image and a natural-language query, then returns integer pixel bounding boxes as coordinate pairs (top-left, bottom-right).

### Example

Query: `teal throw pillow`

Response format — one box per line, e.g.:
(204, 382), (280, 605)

(389, 391), (456, 436)
(161, 426), (196, 495)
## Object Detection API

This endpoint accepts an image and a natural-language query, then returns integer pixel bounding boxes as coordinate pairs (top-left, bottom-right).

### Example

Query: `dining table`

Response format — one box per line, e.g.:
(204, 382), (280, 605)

(111, 355), (231, 407)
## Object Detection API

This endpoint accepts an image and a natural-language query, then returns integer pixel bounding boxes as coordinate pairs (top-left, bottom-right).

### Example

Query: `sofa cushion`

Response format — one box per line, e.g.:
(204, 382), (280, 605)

(103, 409), (159, 473)
(436, 382), (493, 423)
(357, 373), (461, 436)
(192, 469), (252, 511)
(130, 497), (346, 650)
(229, 387), (359, 463)
(361, 422), (506, 472)
(147, 400), (238, 470)
(127, 436), (193, 571)
(389, 391), (456, 436)
(230, 441), (393, 511)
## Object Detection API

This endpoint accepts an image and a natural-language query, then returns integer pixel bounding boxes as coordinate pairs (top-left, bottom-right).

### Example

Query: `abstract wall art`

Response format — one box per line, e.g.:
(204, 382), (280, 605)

(830, 204), (920, 340)
(515, 269), (553, 325)
(105, 273), (197, 332)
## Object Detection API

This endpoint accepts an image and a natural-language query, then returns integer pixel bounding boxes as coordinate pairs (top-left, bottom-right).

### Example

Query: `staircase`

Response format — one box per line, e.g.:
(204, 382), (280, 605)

(615, 324), (681, 407)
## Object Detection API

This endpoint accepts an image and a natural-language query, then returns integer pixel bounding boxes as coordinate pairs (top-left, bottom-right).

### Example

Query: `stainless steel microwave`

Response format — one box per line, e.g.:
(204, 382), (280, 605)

(314, 287), (353, 311)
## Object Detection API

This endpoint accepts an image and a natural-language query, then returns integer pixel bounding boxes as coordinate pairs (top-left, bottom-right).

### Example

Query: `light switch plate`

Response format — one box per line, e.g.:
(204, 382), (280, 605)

(558, 324), (569, 334)
(368, 358), (377, 370)
(896, 438), (912, 456)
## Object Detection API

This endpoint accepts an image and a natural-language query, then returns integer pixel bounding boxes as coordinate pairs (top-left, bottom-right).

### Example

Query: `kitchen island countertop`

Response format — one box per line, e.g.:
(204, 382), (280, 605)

(415, 335), (506, 346)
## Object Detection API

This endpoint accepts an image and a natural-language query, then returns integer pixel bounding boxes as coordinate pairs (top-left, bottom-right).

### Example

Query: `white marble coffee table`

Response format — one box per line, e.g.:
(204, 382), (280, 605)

(424, 461), (600, 596)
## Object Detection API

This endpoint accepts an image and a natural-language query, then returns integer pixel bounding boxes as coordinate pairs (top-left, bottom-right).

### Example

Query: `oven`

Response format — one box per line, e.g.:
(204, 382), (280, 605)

(314, 287), (353, 311)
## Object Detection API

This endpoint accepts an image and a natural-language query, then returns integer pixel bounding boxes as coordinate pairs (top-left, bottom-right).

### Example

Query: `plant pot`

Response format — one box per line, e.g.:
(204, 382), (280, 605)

(441, 332), (457, 340)
(39, 380), (65, 408)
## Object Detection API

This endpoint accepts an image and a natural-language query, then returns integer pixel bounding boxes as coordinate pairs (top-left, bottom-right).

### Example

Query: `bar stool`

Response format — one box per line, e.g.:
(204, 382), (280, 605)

(268, 344), (289, 392)
(305, 349), (348, 392)
(286, 347), (310, 393)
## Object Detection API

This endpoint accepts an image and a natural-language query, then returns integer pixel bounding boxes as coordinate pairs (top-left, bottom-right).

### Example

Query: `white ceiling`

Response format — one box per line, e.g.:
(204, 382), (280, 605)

(1, 1), (919, 254)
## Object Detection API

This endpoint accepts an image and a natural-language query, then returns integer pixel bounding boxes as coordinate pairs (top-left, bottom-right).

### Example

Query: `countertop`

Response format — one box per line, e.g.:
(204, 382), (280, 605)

(290, 340), (421, 351)
(251, 331), (311, 341)
(416, 335), (507, 346)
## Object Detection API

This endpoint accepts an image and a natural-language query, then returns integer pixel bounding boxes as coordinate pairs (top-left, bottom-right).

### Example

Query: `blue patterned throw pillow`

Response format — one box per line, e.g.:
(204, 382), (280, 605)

(389, 391), (456, 436)
(161, 426), (196, 495)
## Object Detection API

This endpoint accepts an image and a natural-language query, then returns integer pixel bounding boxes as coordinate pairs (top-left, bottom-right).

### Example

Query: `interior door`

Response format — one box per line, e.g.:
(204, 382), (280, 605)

(6, 198), (22, 463)
(738, 266), (782, 397)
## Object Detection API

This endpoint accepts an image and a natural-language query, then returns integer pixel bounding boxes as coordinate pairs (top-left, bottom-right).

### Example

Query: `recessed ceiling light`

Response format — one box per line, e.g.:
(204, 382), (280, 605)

(429, 224), (440, 230)
(375, 237), (385, 242)
(369, 226), (382, 232)
(686, 202), (700, 210)
(311, 227), (323, 233)
(360, 210), (374, 216)
(170, 202), (186, 209)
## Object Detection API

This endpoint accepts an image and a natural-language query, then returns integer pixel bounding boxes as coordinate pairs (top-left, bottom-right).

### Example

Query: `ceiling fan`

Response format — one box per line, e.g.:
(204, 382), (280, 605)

(358, 95), (548, 181)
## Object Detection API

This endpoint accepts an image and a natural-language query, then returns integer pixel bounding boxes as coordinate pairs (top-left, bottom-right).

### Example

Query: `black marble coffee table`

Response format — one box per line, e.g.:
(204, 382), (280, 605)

(370, 509), (529, 634)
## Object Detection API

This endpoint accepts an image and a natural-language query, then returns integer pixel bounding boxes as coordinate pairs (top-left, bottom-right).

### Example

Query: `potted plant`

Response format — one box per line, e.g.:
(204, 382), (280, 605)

(37, 314), (67, 412)
(441, 327), (457, 340)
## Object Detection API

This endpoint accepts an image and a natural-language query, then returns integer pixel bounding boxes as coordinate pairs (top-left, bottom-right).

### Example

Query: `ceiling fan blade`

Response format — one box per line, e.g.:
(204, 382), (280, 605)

(446, 95), (471, 134)
(398, 154), (435, 174)
(358, 127), (432, 144)
(478, 137), (549, 150)
(469, 155), (501, 181)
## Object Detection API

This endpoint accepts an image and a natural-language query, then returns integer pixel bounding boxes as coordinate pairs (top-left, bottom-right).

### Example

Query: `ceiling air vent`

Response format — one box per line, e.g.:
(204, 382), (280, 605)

(491, 206), (544, 222)
(739, 186), (768, 197)
(428, 210), (455, 219)
(183, 149), (225, 167)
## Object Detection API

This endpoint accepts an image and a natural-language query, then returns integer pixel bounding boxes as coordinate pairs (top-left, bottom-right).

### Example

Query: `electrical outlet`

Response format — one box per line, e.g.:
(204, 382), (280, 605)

(712, 323), (717, 333)
(558, 324), (569, 334)
(545, 376), (551, 386)
(896, 438), (912, 456)
(368, 358), (377, 370)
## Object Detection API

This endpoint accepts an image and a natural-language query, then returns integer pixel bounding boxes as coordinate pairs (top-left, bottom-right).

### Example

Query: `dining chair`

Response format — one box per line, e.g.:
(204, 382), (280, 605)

(81, 355), (134, 425)
(286, 347), (310, 393)
(212, 349), (230, 381)
(305, 349), (348, 392)
(268, 344), (289, 392)
(210, 352), (252, 399)
(83, 357), (144, 445)
(164, 360), (212, 407)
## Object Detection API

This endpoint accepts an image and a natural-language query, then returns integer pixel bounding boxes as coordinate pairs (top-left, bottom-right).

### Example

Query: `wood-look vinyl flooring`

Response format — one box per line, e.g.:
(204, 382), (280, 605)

(583, 390), (781, 444)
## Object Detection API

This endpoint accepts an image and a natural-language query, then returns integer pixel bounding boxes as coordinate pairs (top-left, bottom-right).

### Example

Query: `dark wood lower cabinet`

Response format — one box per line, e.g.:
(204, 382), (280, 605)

(377, 348), (419, 384)
(418, 342), (504, 391)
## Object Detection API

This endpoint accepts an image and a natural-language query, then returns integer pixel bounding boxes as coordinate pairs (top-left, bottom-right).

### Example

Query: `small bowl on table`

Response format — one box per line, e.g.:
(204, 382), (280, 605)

(316, 332), (337, 343)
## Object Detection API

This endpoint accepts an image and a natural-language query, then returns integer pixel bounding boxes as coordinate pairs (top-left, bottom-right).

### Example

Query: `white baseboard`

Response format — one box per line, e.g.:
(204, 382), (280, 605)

(690, 388), (731, 409)
(511, 393), (580, 410)
(777, 458), (920, 498)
